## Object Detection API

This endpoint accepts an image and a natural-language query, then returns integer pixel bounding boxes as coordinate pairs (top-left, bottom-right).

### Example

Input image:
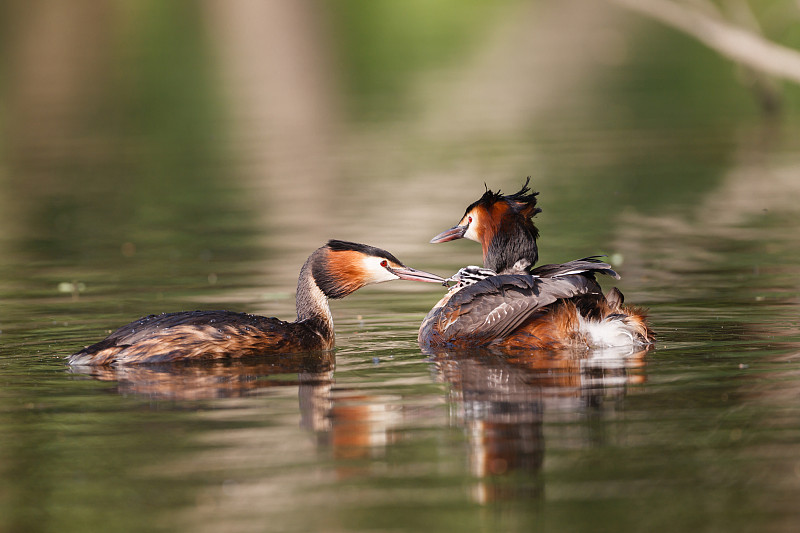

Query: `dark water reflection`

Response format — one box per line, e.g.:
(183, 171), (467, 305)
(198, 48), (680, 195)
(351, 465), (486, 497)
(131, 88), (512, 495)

(430, 347), (648, 504)
(68, 353), (335, 402)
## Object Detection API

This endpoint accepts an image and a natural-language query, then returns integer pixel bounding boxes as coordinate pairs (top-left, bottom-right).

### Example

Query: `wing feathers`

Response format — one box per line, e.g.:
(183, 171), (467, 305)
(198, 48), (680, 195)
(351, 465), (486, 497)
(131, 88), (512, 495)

(530, 257), (619, 280)
(434, 272), (603, 344)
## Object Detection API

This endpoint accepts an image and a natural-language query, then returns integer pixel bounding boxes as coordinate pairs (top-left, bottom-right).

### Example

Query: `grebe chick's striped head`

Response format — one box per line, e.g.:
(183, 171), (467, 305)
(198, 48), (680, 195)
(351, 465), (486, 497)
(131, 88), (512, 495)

(312, 240), (445, 299)
(429, 177), (542, 273)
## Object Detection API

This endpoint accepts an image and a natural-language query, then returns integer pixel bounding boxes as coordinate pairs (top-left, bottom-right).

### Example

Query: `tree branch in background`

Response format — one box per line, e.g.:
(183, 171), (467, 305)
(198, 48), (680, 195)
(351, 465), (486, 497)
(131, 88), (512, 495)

(609, 0), (800, 113)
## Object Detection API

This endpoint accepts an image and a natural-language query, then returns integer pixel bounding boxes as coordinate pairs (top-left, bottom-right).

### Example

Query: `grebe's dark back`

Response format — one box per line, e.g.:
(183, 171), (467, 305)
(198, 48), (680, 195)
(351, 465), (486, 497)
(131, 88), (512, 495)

(420, 179), (653, 351)
(70, 240), (444, 365)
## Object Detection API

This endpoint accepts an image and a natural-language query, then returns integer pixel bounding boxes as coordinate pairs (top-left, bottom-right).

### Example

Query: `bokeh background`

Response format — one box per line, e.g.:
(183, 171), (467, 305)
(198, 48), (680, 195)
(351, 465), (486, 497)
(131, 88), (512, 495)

(4, 0), (800, 282)
(3, 1), (800, 532)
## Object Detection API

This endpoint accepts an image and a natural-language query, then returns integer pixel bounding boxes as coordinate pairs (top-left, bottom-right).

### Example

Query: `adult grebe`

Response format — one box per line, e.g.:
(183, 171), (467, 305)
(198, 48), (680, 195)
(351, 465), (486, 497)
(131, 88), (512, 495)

(419, 179), (653, 351)
(70, 240), (444, 365)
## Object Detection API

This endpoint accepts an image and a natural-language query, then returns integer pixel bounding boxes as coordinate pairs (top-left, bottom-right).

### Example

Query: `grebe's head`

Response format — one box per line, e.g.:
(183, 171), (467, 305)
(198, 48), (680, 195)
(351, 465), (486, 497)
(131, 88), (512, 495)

(429, 178), (541, 272)
(430, 177), (541, 245)
(313, 240), (445, 299)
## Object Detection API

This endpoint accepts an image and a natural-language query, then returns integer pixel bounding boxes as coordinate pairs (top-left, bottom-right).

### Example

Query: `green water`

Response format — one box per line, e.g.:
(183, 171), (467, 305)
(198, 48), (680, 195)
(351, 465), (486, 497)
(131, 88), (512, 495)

(3, 2), (800, 532)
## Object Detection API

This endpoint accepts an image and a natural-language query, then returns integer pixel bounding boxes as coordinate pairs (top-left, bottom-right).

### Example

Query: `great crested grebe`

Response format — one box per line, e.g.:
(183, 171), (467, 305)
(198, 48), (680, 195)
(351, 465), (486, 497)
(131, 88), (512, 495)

(418, 179), (653, 351)
(69, 240), (445, 365)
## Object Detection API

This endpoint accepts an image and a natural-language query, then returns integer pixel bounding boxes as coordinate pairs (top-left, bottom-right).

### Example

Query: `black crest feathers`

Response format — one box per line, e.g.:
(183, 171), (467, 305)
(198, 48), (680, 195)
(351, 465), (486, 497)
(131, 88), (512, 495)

(504, 177), (542, 218)
(325, 240), (404, 265)
(466, 177), (542, 221)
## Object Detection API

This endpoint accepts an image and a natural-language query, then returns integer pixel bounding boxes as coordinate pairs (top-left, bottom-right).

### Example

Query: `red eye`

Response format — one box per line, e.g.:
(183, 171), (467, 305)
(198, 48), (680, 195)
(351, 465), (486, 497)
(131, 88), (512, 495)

(380, 260), (388, 267)
(468, 216), (473, 224)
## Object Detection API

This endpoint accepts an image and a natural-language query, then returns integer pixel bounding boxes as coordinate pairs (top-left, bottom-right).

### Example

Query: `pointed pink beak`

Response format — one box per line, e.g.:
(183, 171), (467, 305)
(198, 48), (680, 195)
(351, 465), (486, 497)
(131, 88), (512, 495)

(387, 266), (446, 284)
(429, 224), (468, 244)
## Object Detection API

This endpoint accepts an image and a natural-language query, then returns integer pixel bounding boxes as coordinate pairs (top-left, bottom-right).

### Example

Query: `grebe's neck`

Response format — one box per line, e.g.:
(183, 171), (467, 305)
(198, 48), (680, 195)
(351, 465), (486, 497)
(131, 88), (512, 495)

(484, 218), (539, 273)
(295, 250), (335, 339)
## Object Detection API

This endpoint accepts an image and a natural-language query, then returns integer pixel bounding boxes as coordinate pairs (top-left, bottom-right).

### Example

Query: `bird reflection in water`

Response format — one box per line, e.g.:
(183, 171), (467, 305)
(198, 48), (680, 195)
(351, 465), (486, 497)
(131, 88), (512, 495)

(67, 351), (412, 475)
(69, 352), (332, 399)
(69, 345), (650, 503)
(428, 345), (650, 503)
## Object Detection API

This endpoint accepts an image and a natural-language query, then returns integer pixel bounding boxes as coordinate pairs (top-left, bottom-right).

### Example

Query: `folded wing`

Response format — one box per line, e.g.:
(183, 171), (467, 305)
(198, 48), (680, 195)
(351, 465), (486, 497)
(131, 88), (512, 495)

(421, 259), (617, 346)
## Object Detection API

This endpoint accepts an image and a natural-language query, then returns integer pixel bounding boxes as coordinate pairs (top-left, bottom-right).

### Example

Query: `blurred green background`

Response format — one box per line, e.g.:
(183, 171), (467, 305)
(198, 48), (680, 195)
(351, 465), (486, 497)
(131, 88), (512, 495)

(3, 3), (800, 532)
(2, 0), (799, 278)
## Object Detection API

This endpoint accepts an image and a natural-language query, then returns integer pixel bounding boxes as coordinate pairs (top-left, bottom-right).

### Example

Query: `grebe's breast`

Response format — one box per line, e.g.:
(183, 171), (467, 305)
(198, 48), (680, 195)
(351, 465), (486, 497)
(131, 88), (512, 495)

(69, 310), (331, 366)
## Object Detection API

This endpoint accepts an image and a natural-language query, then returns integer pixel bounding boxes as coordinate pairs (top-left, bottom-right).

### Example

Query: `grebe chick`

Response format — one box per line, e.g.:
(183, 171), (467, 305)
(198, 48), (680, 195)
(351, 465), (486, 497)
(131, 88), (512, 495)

(420, 179), (653, 351)
(70, 240), (445, 365)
